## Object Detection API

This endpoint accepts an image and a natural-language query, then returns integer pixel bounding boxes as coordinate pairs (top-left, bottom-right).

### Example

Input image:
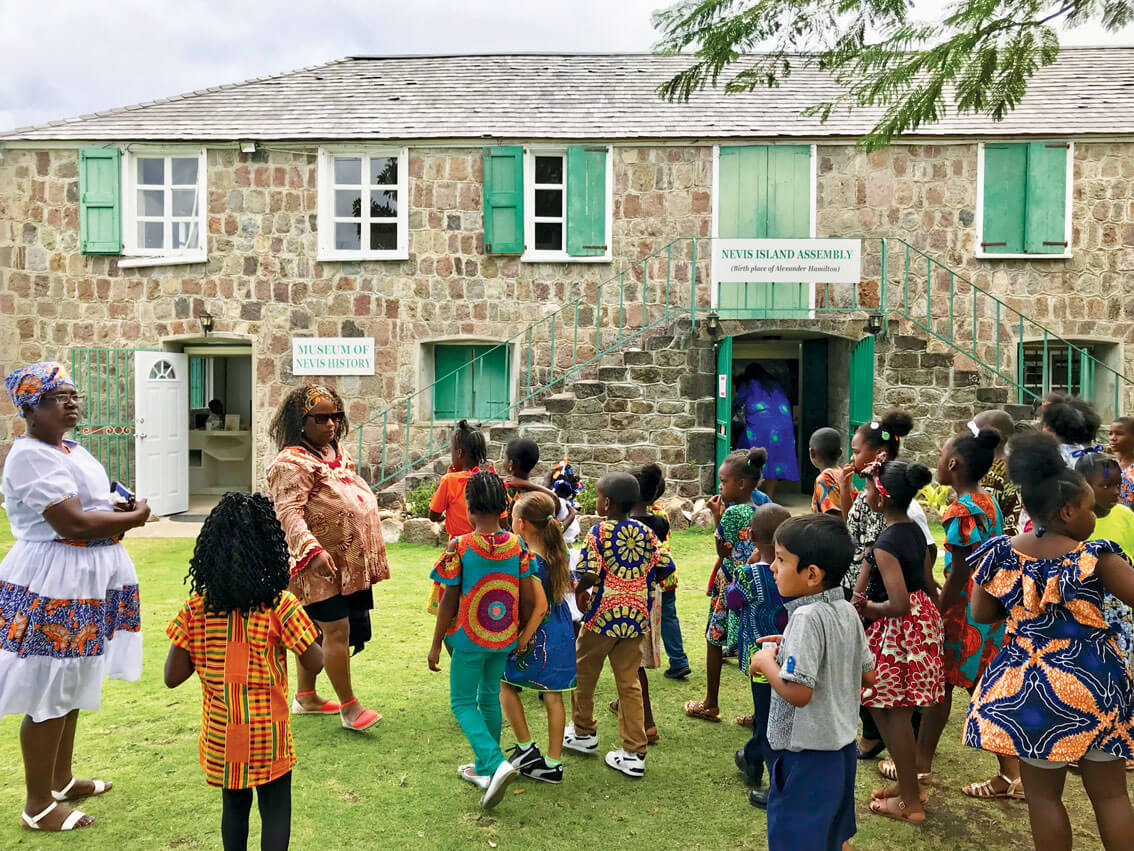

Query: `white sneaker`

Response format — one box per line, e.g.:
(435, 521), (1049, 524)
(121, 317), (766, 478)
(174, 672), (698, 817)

(480, 760), (518, 809)
(605, 749), (646, 778)
(563, 724), (598, 754)
(457, 763), (490, 790)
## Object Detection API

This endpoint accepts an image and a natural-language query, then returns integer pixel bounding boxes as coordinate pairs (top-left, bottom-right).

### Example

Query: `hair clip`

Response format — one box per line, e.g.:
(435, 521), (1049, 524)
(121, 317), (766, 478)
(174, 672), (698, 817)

(881, 430), (891, 441)
(869, 421), (881, 430)
(1070, 444), (1104, 458)
(967, 420), (980, 437)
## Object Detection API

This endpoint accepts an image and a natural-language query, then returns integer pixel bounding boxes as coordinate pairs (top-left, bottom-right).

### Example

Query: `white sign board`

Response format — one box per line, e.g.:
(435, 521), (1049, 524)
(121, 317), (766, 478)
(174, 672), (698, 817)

(292, 337), (375, 376)
(713, 238), (862, 283)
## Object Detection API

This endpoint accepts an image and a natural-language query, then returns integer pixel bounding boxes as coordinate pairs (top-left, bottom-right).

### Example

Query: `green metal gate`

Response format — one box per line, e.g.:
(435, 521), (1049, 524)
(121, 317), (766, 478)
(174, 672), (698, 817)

(70, 348), (135, 486)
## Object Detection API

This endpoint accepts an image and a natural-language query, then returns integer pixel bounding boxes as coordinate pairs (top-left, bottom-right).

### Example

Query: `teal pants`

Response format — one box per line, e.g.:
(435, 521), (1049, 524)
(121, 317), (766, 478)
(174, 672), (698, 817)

(450, 648), (509, 776)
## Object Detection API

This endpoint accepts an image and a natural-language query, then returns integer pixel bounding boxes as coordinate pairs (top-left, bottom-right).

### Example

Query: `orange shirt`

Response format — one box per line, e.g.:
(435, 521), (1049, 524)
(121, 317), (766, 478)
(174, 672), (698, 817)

(430, 468), (479, 537)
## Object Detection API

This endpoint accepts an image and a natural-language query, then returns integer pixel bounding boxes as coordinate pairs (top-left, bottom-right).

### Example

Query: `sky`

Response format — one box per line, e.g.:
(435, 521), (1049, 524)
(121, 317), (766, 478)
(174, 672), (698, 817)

(2, 0), (1134, 132)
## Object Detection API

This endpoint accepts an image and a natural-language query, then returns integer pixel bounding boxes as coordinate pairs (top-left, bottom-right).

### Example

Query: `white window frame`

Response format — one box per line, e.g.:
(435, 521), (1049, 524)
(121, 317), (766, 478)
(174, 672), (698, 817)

(522, 145), (613, 264)
(317, 146), (409, 261)
(975, 141), (1074, 261)
(119, 147), (208, 269)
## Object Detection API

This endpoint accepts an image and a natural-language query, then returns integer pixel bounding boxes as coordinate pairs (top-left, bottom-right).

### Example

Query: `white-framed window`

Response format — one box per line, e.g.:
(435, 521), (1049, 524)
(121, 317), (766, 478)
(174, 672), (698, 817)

(120, 148), (207, 267)
(522, 145), (612, 263)
(317, 147), (409, 261)
(975, 141), (1073, 260)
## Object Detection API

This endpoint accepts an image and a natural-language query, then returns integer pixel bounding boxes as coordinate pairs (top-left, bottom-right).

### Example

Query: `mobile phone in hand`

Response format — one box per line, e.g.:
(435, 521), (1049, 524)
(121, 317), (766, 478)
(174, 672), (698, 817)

(110, 481), (136, 508)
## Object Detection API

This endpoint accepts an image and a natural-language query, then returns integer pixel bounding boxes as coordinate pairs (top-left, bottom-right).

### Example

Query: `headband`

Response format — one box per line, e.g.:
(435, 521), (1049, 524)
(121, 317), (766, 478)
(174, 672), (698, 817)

(1071, 444), (1104, 459)
(5, 362), (75, 417)
(300, 384), (335, 416)
(869, 421), (893, 442)
(862, 458), (890, 497)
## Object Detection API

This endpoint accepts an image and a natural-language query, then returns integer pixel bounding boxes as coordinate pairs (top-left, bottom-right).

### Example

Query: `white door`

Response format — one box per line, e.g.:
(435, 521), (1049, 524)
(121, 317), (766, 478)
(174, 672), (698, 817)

(134, 351), (189, 516)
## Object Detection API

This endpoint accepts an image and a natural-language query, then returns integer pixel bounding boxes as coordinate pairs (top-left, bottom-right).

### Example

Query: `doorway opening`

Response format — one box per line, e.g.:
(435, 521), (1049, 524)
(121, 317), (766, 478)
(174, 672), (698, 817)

(185, 344), (253, 513)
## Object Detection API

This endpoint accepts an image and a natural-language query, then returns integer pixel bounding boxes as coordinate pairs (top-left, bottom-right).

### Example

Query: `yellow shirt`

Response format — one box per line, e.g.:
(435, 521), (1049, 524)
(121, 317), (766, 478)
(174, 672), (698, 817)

(1092, 504), (1134, 557)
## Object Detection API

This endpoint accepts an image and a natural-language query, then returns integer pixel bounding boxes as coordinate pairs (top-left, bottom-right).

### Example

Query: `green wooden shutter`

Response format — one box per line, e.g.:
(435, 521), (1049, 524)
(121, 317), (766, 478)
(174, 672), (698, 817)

(981, 143), (1027, 254)
(472, 344), (510, 421)
(848, 335), (875, 433)
(482, 146), (524, 254)
(715, 336), (733, 477)
(433, 345), (473, 420)
(1024, 141), (1069, 254)
(565, 145), (607, 256)
(79, 147), (121, 254)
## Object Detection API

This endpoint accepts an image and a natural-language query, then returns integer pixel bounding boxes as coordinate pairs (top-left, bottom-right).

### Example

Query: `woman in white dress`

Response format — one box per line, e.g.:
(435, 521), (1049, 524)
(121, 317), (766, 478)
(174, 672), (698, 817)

(0, 362), (150, 831)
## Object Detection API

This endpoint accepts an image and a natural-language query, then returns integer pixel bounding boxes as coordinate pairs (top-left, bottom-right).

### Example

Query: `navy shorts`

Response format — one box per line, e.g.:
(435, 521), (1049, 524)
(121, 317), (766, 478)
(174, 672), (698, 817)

(766, 742), (857, 851)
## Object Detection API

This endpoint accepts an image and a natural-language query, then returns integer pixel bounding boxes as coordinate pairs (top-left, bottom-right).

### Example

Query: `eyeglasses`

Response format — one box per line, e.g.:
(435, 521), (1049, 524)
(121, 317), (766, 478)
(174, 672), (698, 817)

(40, 393), (84, 406)
(305, 411), (345, 425)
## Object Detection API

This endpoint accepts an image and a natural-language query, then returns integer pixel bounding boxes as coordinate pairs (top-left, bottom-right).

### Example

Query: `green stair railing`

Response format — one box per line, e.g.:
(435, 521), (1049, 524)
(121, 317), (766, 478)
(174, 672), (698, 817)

(356, 235), (1132, 488)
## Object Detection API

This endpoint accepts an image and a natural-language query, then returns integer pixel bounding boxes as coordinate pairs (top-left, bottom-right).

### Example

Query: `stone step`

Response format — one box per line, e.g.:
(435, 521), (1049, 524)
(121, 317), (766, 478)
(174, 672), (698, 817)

(517, 406), (548, 422)
(1004, 403), (1034, 422)
(975, 386), (1009, 405)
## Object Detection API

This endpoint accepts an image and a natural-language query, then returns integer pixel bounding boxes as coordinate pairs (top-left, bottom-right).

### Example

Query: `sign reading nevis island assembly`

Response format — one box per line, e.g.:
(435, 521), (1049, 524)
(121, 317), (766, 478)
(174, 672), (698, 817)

(292, 337), (375, 376)
(713, 238), (862, 283)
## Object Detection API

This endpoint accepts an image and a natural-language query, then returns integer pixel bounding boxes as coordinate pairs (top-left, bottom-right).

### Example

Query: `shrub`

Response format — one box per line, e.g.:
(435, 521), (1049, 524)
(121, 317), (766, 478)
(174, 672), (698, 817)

(406, 479), (438, 519)
(918, 483), (952, 515)
(578, 478), (597, 514)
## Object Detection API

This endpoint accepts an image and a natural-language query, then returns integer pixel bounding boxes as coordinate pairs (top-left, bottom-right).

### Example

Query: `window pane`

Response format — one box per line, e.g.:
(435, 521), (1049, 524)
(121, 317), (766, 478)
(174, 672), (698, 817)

(171, 189), (197, 217)
(335, 189), (362, 218)
(139, 221), (164, 249)
(171, 157), (198, 185)
(138, 158), (164, 185)
(138, 189), (164, 216)
(370, 222), (397, 251)
(335, 221), (361, 251)
(535, 189), (562, 218)
(334, 157), (362, 185)
(535, 156), (563, 184)
(173, 222), (198, 250)
(370, 156), (398, 185)
(370, 190), (398, 218)
(535, 221), (562, 251)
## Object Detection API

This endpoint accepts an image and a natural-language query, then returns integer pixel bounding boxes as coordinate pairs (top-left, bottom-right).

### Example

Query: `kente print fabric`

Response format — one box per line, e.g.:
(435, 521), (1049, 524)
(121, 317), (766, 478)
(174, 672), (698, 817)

(431, 531), (531, 653)
(942, 492), (1005, 690)
(4, 361), (75, 415)
(735, 379), (799, 481)
(964, 537), (1134, 762)
(576, 519), (665, 639)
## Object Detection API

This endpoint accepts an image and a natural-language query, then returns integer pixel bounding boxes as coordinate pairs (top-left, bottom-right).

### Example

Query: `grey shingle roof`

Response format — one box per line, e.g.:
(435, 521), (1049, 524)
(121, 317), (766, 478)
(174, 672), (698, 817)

(3, 50), (1133, 142)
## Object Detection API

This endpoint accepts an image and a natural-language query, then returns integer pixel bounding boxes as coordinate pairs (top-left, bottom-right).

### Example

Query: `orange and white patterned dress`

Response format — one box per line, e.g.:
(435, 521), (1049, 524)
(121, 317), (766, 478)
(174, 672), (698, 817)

(265, 442), (389, 606)
(166, 591), (318, 789)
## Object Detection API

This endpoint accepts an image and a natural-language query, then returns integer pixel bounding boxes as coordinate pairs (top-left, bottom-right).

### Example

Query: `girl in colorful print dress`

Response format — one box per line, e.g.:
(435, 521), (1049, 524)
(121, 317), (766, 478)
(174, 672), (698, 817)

(428, 471), (537, 809)
(164, 493), (324, 851)
(1, 362), (151, 833)
(501, 492), (577, 785)
(910, 427), (1021, 801)
(965, 432), (1134, 850)
(854, 460), (943, 824)
(685, 448), (765, 723)
(1107, 416), (1134, 509)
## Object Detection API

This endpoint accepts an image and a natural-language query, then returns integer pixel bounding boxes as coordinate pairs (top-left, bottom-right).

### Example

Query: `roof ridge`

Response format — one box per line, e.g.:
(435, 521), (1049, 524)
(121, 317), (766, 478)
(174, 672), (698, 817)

(0, 57), (352, 138)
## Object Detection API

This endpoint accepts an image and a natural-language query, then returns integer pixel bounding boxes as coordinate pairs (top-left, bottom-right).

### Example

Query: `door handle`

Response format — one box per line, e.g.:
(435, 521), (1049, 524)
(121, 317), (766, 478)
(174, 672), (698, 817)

(136, 433), (148, 440)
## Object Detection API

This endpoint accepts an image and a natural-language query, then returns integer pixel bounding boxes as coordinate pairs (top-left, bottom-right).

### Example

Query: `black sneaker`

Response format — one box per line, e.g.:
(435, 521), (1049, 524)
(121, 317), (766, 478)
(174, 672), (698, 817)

(506, 742), (543, 773)
(664, 666), (692, 680)
(521, 756), (563, 784)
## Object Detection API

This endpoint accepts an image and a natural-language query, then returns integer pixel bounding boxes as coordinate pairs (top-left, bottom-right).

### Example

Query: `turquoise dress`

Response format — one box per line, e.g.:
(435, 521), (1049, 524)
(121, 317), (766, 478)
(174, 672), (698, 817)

(503, 554), (577, 692)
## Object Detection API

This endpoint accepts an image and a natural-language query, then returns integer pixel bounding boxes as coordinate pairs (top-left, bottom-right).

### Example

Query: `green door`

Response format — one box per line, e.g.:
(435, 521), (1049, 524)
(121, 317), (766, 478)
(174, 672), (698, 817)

(848, 335), (875, 435)
(799, 339), (829, 494)
(715, 336), (733, 474)
(717, 145), (812, 318)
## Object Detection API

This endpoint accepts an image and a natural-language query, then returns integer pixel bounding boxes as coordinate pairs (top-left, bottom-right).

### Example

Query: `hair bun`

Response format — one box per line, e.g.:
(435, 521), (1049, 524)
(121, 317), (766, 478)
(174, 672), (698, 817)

(904, 463), (933, 492)
(975, 428), (1001, 451)
(1007, 432), (1065, 491)
(880, 410), (914, 439)
(747, 447), (768, 467)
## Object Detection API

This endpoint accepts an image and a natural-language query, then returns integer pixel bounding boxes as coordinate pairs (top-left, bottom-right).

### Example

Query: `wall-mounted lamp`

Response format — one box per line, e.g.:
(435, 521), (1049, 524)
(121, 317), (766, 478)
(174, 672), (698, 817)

(199, 312), (214, 338)
(240, 141), (257, 154)
(706, 311), (721, 337)
(864, 312), (884, 336)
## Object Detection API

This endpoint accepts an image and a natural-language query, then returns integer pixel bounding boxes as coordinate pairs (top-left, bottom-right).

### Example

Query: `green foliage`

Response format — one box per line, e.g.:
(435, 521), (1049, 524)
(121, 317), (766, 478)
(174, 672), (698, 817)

(918, 482), (953, 515)
(406, 479), (437, 518)
(578, 477), (598, 514)
(652, 0), (1134, 150)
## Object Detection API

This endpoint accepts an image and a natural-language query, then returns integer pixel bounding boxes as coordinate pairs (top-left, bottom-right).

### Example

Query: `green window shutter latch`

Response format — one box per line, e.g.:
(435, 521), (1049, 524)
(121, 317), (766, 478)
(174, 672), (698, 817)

(566, 145), (607, 256)
(79, 147), (122, 255)
(482, 146), (524, 254)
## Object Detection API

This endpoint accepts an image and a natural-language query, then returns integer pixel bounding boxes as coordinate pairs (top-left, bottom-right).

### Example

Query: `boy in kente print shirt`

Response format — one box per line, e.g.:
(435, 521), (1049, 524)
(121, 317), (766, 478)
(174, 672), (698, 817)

(563, 472), (673, 779)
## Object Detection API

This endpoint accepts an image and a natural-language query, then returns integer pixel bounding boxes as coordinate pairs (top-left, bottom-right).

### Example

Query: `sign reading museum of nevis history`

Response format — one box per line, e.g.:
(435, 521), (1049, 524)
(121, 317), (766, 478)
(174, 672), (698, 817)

(292, 337), (375, 376)
(713, 238), (862, 283)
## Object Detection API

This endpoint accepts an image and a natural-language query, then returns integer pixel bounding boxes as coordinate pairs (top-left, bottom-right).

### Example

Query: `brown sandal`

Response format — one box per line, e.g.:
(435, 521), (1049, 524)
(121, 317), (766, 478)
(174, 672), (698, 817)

(683, 700), (721, 722)
(878, 759), (933, 786)
(869, 795), (925, 823)
(872, 784), (929, 804)
(962, 774), (1025, 800)
(735, 713), (754, 728)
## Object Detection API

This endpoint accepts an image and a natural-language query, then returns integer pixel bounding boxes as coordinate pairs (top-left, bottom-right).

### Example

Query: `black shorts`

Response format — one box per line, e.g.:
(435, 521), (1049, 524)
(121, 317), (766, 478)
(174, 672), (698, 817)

(303, 588), (374, 655)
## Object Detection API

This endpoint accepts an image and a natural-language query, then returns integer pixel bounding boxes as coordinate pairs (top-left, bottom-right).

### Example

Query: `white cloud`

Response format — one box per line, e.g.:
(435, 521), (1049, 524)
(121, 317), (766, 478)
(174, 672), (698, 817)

(2, 0), (1131, 131)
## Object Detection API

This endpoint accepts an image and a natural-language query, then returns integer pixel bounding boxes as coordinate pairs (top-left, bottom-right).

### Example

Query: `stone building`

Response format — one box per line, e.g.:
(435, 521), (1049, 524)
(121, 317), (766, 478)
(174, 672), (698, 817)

(2, 51), (1133, 510)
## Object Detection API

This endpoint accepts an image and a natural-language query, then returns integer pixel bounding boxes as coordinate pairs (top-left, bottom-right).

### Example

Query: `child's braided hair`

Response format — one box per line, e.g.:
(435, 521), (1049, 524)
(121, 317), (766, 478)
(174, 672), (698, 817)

(453, 419), (488, 467)
(466, 470), (507, 516)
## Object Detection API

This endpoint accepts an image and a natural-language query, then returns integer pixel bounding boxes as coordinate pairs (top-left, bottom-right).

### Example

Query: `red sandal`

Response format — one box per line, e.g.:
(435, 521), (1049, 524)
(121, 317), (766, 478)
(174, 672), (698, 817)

(291, 690), (342, 715)
(340, 698), (381, 732)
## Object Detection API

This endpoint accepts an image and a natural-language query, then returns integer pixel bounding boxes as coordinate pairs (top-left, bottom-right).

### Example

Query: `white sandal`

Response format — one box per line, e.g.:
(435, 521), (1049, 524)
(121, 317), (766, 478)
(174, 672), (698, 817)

(457, 763), (490, 790)
(22, 801), (90, 831)
(52, 777), (111, 801)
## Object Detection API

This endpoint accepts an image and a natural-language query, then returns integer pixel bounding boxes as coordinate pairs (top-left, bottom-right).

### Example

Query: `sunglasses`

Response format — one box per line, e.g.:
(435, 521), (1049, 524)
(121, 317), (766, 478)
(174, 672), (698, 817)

(306, 411), (345, 425)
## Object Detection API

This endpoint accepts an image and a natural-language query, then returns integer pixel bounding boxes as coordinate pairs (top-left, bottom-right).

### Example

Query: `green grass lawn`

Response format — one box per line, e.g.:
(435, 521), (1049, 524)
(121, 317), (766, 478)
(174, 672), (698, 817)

(0, 522), (1114, 849)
